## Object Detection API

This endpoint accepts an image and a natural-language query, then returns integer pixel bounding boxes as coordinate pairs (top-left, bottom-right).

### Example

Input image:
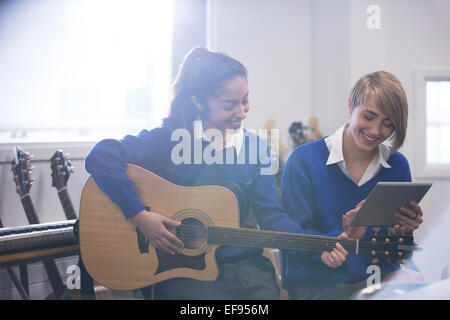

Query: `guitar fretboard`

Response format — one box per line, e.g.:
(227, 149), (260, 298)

(207, 226), (359, 253)
(20, 196), (39, 225)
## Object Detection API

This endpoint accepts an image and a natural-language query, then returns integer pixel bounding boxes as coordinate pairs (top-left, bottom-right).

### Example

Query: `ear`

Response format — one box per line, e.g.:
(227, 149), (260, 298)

(347, 99), (353, 115)
(191, 96), (205, 112)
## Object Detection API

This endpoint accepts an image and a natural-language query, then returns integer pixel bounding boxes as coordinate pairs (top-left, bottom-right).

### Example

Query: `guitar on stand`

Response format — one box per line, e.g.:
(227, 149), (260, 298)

(12, 146), (66, 299)
(50, 150), (113, 300)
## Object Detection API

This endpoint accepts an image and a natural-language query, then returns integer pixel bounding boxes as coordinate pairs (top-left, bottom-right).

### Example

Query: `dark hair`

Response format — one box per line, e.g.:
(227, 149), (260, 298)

(163, 47), (247, 131)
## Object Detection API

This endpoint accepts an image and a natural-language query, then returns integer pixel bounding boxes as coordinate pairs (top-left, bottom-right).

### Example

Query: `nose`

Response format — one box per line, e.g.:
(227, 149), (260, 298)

(369, 121), (383, 137)
(235, 103), (248, 120)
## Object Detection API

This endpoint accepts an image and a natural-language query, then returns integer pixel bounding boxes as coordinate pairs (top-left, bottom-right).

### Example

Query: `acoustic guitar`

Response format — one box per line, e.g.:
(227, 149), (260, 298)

(79, 164), (419, 291)
(11, 147), (66, 299)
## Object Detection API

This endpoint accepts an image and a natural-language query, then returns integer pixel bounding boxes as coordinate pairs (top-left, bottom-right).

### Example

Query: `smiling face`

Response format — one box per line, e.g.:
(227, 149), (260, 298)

(347, 96), (395, 153)
(201, 76), (249, 133)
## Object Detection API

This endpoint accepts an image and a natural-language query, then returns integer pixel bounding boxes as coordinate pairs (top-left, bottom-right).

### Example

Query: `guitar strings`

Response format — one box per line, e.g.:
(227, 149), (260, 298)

(175, 224), (401, 247)
(174, 224), (401, 252)
(175, 224), (401, 246)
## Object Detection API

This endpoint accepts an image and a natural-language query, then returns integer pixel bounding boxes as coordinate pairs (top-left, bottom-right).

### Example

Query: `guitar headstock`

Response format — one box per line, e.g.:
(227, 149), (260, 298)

(361, 233), (418, 265)
(11, 146), (34, 197)
(50, 150), (73, 190)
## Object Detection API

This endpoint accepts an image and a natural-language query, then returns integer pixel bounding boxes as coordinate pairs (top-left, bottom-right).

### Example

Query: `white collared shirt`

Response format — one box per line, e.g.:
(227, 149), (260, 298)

(193, 120), (244, 156)
(324, 124), (392, 186)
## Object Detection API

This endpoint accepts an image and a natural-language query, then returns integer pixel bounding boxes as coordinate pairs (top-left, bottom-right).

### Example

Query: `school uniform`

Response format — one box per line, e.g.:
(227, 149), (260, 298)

(84, 121), (287, 299)
(280, 124), (412, 299)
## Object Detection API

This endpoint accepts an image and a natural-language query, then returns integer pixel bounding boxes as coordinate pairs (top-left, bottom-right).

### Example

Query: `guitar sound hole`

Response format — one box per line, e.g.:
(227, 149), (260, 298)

(176, 218), (207, 250)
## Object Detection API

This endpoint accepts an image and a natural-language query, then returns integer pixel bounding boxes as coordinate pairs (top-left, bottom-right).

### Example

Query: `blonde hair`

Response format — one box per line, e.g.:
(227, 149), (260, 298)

(349, 71), (408, 151)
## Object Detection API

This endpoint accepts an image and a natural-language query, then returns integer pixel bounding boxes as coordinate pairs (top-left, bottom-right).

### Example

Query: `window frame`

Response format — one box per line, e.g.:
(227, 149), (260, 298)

(414, 68), (450, 178)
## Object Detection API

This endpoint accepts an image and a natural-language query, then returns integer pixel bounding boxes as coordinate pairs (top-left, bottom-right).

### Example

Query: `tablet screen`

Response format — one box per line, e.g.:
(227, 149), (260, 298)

(350, 182), (432, 226)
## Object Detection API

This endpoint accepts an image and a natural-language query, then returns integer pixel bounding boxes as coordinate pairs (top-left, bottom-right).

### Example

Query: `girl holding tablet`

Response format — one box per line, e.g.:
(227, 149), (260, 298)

(281, 71), (424, 299)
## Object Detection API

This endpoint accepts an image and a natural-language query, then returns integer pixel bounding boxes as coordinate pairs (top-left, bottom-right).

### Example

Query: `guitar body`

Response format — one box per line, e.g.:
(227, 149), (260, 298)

(79, 164), (241, 290)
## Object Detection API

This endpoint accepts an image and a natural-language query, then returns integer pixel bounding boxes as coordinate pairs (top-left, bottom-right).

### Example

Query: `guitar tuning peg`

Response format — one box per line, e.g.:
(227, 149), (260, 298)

(373, 227), (381, 237)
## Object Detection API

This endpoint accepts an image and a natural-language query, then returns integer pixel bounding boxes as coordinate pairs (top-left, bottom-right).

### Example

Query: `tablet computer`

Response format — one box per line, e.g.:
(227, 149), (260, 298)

(350, 182), (432, 226)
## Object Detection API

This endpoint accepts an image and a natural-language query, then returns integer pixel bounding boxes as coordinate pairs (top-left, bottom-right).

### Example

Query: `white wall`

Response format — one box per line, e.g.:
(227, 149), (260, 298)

(207, 0), (312, 145)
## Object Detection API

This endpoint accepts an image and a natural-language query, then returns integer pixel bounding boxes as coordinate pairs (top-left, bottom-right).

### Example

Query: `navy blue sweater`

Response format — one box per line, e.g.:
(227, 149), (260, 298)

(84, 125), (302, 264)
(280, 138), (412, 284)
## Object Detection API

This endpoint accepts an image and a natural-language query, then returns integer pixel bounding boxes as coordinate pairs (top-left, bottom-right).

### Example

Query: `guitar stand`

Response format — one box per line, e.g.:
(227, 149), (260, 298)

(5, 266), (30, 300)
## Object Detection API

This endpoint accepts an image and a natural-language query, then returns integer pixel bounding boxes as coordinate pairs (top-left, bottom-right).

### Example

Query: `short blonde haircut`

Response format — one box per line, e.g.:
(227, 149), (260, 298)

(349, 71), (408, 151)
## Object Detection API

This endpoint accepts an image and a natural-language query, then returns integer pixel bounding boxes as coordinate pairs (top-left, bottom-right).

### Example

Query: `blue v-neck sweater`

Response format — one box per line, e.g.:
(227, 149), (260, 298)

(84, 125), (304, 265)
(280, 138), (412, 284)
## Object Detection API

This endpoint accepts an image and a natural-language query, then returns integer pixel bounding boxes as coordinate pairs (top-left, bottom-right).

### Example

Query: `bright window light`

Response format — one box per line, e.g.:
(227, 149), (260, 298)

(0, 0), (173, 142)
(426, 80), (450, 165)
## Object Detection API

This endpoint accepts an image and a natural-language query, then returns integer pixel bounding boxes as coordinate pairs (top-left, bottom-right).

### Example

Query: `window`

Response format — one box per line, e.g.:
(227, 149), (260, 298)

(0, 0), (173, 143)
(426, 81), (450, 165)
(414, 69), (450, 177)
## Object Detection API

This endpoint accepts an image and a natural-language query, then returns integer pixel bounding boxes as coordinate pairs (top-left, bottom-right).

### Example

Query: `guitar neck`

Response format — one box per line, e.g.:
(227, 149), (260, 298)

(20, 195), (40, 225)
(19, 194), (66, 298)
(57, 188), (78, 220)
(205, 226), (359, 254)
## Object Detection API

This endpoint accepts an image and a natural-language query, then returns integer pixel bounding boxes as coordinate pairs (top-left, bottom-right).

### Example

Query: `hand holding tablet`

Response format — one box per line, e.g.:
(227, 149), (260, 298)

(349, 182), (432, 227)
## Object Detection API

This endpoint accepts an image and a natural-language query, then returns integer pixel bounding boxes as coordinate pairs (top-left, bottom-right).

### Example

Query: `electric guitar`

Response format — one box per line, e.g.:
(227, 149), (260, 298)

(79, 164), (419, 291)
(11, 146), (66, 299)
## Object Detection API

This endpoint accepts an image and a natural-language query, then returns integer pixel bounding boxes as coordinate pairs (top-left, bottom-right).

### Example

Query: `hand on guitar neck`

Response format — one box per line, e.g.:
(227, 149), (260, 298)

(321, 200), (367, 269)
(130, 210), (184, 256)
(320, 232), (349, 268)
